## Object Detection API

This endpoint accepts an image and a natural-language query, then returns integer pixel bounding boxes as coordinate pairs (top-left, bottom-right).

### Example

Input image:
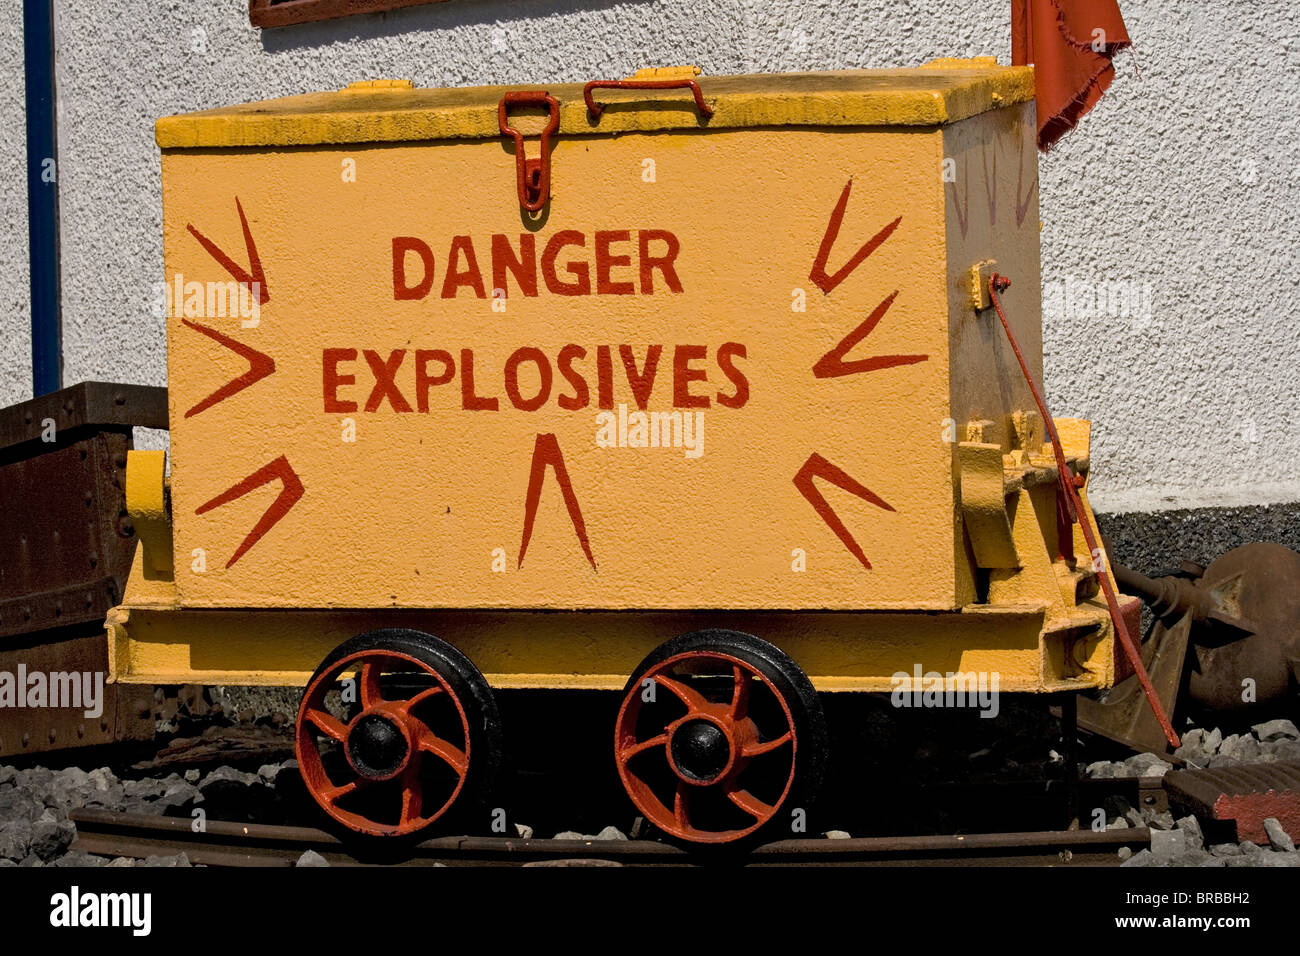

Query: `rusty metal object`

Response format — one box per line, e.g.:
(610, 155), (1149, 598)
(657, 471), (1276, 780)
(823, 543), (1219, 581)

(1078, 542), (1300, 752)
(0, 633), (153, 756)
(1184, 543), (1300, 714)
(583, 78), (714, 119)
(0, 382), (168, 638)
(0, 432), (131, 639)
(1112, 563), (1256, 645)
(0, 380), (166, 452)
(1121, 543), (1300, 714)
(497, 91), (560, 212)
(1077, 613), (1191, 755)
(1164, 761), (1300, 845)
(248, 0), (448, 29)
(1138, 775), (1170, 815)
(0, 381), (166, 757)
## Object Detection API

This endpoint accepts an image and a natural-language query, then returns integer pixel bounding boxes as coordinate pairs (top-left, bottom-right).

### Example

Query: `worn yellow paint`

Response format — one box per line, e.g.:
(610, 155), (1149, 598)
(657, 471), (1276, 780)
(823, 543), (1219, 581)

(629, 65), (703, 80)
(339, 79), (415, 94)
(124, 450), (173, 578)
(106, 537), (1101, 692)
(964, 259), (999, 312)
(161, 124), (973, 611)
(109, 65), (1122, 692)
(958, 441), (1019, 568)
(155, 66), (1035, 149)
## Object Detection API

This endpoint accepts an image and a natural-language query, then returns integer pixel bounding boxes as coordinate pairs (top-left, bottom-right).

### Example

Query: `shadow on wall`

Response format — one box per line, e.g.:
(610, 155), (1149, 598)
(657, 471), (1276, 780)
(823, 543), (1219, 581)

(258, 0), (644, 53)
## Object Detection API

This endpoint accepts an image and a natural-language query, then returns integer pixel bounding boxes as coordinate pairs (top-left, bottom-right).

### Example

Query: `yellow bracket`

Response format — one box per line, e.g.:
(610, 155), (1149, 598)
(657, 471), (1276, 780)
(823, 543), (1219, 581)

(125, 450), (173, 580)
(959, 440), (1020, 569)
(965, 259), (999, 313)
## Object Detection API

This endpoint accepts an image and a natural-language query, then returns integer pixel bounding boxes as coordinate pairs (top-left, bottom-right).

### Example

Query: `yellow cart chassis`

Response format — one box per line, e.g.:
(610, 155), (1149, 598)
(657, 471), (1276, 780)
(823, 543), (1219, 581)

(109, 455), (1119, 693)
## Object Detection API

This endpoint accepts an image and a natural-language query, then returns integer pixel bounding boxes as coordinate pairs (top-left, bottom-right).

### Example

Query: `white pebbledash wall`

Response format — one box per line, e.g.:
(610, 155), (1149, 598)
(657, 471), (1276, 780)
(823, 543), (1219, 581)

(0, 0), (1295, 514)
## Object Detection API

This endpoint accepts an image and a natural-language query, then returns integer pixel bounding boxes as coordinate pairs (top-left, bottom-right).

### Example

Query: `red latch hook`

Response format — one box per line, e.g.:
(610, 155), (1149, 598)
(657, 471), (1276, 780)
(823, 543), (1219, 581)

(583, 78), (714, 119)
(988, 274), (1180, 749)
(498, 91), (560, 212)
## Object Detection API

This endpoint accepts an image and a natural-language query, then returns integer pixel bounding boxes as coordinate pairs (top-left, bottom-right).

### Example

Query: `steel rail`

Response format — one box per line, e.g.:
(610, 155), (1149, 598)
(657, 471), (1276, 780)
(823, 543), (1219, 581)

(68, 808), (1146, 868)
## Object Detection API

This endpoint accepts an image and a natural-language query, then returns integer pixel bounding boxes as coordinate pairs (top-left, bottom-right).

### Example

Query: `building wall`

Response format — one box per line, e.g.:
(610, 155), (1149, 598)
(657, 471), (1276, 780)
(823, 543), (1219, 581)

(0, 0), (1296, 524)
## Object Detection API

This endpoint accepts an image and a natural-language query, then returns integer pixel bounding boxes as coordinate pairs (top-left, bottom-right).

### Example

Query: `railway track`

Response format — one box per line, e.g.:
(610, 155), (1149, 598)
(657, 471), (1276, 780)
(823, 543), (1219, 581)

(68, 808), (1146, 867)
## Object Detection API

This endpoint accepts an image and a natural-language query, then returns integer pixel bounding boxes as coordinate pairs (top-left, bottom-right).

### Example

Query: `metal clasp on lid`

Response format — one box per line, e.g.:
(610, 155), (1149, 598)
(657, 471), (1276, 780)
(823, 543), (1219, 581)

(497, 91), (560, 212)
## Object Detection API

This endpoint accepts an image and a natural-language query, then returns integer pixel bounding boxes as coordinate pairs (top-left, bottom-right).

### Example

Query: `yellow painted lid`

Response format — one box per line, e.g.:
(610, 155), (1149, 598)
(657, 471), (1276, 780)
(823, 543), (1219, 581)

(156, 61), (1033, 149)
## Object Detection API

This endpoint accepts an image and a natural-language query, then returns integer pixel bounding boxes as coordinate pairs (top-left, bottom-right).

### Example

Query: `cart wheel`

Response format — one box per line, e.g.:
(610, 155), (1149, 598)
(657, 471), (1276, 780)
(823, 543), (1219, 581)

(295, 628), (501, 840)
(614, 629), (827, 846)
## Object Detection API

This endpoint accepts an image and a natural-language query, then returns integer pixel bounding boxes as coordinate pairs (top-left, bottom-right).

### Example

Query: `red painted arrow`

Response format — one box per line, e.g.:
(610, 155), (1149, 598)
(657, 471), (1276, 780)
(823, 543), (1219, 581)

(518, 434), (595, 570)
(809, 178), (901, 295)
(1016, 145), (1038, 227)
(812, 291), (928, 379)
(949, 156), (970, 239)
(187, 197), (270, 305)
(181, 319), (275, 417)
(195, 456), (304, 568)
(793, 453), (894, 570)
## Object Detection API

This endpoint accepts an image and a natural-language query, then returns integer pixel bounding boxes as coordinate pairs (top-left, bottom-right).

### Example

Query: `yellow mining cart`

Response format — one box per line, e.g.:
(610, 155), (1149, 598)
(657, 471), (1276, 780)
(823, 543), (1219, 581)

(111, 60), (1130, 843)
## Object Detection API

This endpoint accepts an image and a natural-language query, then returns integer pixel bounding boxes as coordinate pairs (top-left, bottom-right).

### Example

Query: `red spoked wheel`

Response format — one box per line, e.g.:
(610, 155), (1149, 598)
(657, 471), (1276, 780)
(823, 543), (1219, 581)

(295, 629), (501, 840)
(614, 629), (827, 846)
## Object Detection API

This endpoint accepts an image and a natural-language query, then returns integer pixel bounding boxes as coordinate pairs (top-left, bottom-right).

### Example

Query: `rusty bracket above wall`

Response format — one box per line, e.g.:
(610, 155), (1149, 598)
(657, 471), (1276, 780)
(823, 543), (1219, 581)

(249, 0), (452, 29)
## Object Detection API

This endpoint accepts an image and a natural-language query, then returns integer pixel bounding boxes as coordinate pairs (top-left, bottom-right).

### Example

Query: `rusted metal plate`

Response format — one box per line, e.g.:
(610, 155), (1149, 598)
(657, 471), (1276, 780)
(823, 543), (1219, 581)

(0, 382), (166, 641)
(1076, 613), (1190, 755)
(1138, 775), (1169, 815)
(1186, 543), (1300, 715)
(1164, 761), (1300, 845)
(0, 432), (132, 639)
(1078, 542), (1300, 751)
(0, 381), (166, 453)
(0, 631), (154, 757)
(0, 578), (123, 641)
(0, 382), (165, 756)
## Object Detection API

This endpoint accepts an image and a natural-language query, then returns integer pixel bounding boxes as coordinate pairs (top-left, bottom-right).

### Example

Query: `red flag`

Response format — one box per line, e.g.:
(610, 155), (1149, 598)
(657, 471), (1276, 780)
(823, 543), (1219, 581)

(1012, 0), (1131, 151)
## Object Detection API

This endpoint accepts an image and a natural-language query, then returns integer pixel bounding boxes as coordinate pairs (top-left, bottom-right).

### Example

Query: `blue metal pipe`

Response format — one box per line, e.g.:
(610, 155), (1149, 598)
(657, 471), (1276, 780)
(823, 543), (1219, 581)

(24, 0), (62, 397)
